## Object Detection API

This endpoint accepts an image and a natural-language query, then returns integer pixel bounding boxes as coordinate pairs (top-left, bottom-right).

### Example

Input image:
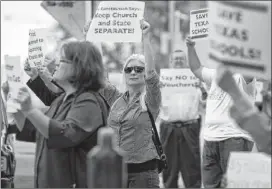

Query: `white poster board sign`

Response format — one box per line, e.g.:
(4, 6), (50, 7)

(227, 152), (271, 188)
(86, 1), (145, 43)
(208, 1), (271, 80)
(28, 28), (47, 70)
(4, 55), (23, 113)
(190, 8), (209, 40)
(160, 69), (200, 102)
(160, 69), (200, 121)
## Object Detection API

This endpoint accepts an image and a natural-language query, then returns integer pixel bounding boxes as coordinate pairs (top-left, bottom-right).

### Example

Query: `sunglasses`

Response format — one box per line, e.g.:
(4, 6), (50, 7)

(124, 66), (145, 74)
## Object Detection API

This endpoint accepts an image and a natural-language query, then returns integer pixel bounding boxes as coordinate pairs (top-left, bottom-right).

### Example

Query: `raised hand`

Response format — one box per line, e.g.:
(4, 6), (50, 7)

(24, 58), (38, 80)
(186, 36), (196, 48)
(140, 19), (151, 37)
(14, 87), (32, 113)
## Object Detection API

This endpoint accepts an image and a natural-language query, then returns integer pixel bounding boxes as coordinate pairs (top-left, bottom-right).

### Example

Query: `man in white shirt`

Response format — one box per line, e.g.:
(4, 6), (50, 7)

(159, 49), (207, 188)
(186, 37), (256, 188)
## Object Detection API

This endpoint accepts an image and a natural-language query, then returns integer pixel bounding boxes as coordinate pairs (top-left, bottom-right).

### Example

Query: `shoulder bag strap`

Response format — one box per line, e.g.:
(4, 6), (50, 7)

(145, 102), (164, 157)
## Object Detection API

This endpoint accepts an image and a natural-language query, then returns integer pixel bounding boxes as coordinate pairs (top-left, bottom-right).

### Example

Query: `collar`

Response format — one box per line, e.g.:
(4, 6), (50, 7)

(123, 91), (142, 102)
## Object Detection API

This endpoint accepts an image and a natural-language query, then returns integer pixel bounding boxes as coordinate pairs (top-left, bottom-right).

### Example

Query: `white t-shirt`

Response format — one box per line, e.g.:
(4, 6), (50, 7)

(159, 89), (202, 122)
(202, 68), (256, 141)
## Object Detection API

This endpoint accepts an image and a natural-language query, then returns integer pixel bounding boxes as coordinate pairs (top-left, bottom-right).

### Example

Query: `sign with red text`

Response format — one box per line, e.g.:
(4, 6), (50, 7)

(86, 1), (145, 42)
(28, 28), (47, 70)
(4, 55), (23, 113)
(190, 8), (209, 40)
(208, 1), (271, 80)
(227, 152), (271, 188)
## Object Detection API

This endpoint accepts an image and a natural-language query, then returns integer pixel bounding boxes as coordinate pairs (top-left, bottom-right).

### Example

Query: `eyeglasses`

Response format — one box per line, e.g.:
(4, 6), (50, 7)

(124, 66), (145, 74)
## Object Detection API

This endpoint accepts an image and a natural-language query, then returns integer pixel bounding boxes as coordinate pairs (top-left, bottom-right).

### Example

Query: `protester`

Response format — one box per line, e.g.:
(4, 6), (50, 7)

(106, 20), (162, 188)
(215, 66), (271, 155)
(2, 41), (109, 188)
(159, 49), (206, 188)
(186, 36), (257, 188)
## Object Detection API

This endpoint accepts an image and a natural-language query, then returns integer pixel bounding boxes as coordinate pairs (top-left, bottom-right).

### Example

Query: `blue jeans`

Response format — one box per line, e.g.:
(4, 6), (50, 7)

(202, 138), (253, 188)
(127, 169), (160, 188)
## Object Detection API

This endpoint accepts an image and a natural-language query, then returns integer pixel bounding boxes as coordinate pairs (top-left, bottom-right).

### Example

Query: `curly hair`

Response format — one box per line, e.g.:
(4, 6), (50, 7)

(61, 41), (105, 92)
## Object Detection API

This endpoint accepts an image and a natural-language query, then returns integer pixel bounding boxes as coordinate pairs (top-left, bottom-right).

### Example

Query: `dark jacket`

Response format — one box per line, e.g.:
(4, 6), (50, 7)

(10, 76), (110, 188)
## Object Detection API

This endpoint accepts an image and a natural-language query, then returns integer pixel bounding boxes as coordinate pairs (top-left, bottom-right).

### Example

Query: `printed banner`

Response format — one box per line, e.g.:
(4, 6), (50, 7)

(227, 152), (271, 188)
(28, 28), (47, 70)
(208, 1), (271, 80)
(86, 1), (145, 42)
(4, 55), (23, 113)
(190, 8), (209, 40)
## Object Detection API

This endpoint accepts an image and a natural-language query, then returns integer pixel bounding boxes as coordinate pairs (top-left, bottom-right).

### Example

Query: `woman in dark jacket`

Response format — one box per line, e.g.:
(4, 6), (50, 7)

(2, 41), (109, 188)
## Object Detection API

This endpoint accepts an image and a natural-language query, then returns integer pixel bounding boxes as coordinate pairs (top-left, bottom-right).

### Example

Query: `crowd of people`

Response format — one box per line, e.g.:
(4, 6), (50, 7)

(1, 14), (271, 189)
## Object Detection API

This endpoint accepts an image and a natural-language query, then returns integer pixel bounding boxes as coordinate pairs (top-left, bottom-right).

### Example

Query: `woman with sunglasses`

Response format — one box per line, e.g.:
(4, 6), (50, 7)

(2, 41), (109, 188)
(106, 20), (161, 188)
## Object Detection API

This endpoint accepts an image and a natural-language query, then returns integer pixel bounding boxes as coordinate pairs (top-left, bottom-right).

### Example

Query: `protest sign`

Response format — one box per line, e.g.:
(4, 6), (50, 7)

(160, 69), (200, 102)
(190, 8), (209, 40)
(208, 1), (271, 80)
(227, 152), (271, 188)
(86, 1), (145, 42)
(4, 55), (23, 113)
(28, 28), (47, 70)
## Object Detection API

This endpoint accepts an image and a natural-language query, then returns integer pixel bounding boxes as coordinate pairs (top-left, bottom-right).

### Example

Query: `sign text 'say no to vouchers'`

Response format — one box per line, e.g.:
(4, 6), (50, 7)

(160, 69), (200, 102)
(28, 28), (47, 70)
(208, 1), (271, 80)
(190, 8), (209, 40)
(87, 1), (145, 43)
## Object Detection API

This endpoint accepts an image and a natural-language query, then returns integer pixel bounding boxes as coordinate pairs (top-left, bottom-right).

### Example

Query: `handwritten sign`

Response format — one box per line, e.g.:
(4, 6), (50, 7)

(227, 152), (271, 188)
(28, 28), (47, 69)
(86, 1), (145, 42)
(208, 1), (271, 80)
(190, 8), (209, 40)
(160, 69), (200, 101)
(4, 55), (23, 113)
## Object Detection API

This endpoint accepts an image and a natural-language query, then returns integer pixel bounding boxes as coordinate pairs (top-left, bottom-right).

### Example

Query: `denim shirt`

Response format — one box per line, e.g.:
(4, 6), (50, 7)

(107, 71), (161, 163)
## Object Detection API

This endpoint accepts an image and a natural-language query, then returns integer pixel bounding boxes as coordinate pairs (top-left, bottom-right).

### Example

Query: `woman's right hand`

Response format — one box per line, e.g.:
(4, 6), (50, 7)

(24, 58), (38, 80)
